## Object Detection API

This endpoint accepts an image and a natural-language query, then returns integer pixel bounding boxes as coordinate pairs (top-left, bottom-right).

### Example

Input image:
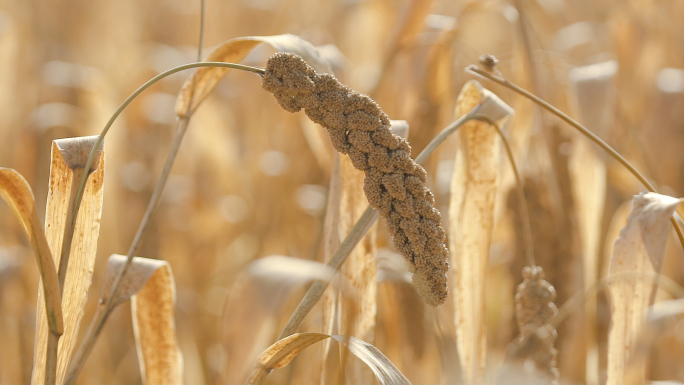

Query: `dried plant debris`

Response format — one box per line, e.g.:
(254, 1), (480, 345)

(509, 266), (559, 383)
(262, 52), (448, 306)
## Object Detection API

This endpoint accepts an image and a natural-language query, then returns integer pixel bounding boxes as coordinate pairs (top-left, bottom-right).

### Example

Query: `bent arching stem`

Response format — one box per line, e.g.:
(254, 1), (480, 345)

(63, 61), (264, 385)
(466, 64), (684, 254)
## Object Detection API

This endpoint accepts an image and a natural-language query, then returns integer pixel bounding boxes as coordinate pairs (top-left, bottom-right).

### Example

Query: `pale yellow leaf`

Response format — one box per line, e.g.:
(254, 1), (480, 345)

(175, 34), (331, 118)
(568, 60), (616, 385)
(449, 80), (512, 385)
(32, 136), (105, 385)
(607, 192), (680, 385)
(131, 262), (183, 385)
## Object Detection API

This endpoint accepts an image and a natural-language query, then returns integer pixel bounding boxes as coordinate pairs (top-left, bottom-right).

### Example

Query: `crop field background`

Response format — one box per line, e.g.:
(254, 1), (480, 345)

(1, 0), (684, 384)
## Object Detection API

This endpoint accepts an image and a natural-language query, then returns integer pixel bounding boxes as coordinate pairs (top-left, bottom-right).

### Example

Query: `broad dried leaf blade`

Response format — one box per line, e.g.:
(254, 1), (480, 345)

(449, 80), (511, 385)
(606, 192), (680, 385)
(102, 254), (167, 308)
(131, 262), (183, 385)
(568, 60), (616, 385)
(33, 136), (105, 385)
(176, 34), (331, 118)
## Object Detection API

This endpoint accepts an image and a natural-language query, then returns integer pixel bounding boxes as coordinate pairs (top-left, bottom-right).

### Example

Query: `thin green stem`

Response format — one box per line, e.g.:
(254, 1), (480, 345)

(276, 108), (482, 342)
(466, 65), (684, 253)
(475, 114), (535, 268)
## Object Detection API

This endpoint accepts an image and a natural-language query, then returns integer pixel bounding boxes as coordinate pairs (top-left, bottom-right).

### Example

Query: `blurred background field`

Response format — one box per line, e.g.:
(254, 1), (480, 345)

(1, 0), (684, 384)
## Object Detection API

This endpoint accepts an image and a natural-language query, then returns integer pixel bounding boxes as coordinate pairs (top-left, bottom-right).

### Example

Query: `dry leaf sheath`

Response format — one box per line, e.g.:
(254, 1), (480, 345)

(262, 52), (448, 306)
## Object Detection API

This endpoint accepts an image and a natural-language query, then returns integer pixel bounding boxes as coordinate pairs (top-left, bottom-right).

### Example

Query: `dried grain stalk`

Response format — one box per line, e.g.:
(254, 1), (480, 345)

(262, 53), (449, 306)
(32, 137), (104, 385)
(449, 80), (512, 384)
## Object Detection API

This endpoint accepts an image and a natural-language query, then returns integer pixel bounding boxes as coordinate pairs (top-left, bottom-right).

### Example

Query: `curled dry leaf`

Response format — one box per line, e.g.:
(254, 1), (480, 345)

(0, 168), (63, 384)
(131, 260), (183, 385)
(175, 34), (331, 118)
(0, 168), (63, 332)
(246, 333), (411, 385)
(33, 136), (105, 385)
(101, 254), (169, 308)
(449, 80), (512, 384)
(607, 193), (681, 385)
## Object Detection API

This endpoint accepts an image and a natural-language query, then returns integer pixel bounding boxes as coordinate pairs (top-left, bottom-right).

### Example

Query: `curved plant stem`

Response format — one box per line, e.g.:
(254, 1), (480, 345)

(275, 108), (482, 343)
(475, 114), (535, 267)
(466, 65), (684, 254)
(59, 61), (263, 291)
(62, 61), (263, 385)
(198, 0), (205, 62)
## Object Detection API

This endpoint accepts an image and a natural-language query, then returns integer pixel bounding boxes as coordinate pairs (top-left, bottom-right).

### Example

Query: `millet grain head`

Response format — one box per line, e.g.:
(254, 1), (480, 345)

(262, 52), (449, 306)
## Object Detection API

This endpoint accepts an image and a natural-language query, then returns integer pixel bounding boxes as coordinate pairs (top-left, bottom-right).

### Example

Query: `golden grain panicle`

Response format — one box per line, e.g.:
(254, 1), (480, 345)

(262, 52), (449, 306)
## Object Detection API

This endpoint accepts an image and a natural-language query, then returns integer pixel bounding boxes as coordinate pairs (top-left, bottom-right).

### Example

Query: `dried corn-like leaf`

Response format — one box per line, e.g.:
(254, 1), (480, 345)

(131, 259), (183, 385)
(607, 193), (680, 385)
(32, 136), (105, 385)
(449, 80), (512, 384)
(246, 333), (411, 385)
(176, 34), (331, 118)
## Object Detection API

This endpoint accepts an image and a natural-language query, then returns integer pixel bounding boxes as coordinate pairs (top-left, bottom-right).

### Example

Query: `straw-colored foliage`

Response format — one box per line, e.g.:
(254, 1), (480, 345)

(2, 1), (684, 384)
